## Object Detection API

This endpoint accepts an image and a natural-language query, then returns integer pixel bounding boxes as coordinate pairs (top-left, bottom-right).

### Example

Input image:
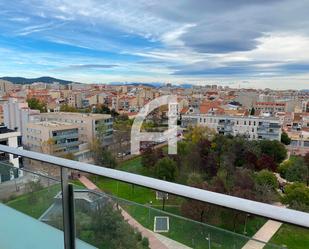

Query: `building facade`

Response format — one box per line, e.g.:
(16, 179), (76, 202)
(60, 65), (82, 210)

(38, 112), (113, 143)
(182, 114), (282, 140)
(24, 121), (80, 156)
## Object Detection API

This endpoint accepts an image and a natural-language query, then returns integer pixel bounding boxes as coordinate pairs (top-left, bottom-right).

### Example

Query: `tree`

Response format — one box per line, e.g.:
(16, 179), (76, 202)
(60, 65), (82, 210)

(255, 170), (278, 190)
(187, 172), (203, 186)
(304, 152), (309, 186)
(181, 182), (217, 223)
(25, 180), (43, 203)
(27, 97), (47, 112)
(154, 157), (177, 182)
(91, 201), (141, 249)
(258, 140), (287, 164)
(96, 122), (108, 142)
(60, 104), (77, 112)
(282, 183), (309, 212)
(184, 125), (215, 144)
(93, 104), (111, 114)
(232, 168), (256, 200)
(281, 132), (291, 145)
(141, 147), (163, 169)
(256, 154), (277, 172)
(92, 139), (117, 169)
(62, 152), (75, 160)
(279, 156), (308, 183)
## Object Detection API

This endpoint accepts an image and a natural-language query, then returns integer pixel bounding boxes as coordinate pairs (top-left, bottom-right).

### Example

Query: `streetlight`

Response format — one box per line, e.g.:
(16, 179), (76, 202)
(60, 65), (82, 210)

(206, 233), (211, 249)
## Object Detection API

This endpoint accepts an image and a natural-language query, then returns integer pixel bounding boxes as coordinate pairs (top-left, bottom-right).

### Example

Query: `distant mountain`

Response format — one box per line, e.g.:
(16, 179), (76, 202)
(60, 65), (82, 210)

(0, 76), (74, 85)
(109, 82), (161, 88)
(108, 82), (194, 88)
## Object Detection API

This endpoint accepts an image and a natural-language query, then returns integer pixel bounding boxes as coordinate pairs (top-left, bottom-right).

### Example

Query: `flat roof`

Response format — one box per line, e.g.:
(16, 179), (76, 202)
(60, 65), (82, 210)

(28, 121), (78, 129)
(0, 204), (97, 249)
(40, 112), (111, 119)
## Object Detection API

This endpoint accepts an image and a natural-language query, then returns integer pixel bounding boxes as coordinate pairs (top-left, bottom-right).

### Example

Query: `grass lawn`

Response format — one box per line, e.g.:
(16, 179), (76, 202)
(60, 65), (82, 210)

(121, 201), (251, 249)
(268, 224), (309, 249)
(91, 156), (182, 206)
(89, 156), (266, 249)
(6, 184), (61, 219)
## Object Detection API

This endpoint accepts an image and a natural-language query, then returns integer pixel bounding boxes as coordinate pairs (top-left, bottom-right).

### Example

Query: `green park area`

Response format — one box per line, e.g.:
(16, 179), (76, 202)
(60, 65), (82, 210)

(6, 183), (61, 218)
(3, 130), (309, 248)
(269, 224), (309, 249)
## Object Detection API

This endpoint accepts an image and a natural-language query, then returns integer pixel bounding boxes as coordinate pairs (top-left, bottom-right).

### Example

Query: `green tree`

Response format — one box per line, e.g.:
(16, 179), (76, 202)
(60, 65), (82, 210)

(141, 147), (163, 169)
(281, 131), (291, 145)
(282, 183), (309, 212)
(255, 169), (278, 190)
(304, 152), (309, 186)
(279, 156), (308, 183)
(60, 104), (78, 112)
(92, 139), (117, 169)
(258, 140), (287, 164)
(93, 104), (111, 114)
(27, 97), (47, 112)
(91, 201), (141, 249)
(154, 157), (178, 182)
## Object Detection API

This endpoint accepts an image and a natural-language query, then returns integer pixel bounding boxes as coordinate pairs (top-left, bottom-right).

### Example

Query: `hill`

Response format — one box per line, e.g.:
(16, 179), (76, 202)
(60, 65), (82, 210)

(0, 76), (74, 85)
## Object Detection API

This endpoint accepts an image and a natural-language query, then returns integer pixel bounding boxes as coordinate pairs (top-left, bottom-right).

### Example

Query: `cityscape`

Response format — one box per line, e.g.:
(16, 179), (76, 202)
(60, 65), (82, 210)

(0, 1), (308, 249)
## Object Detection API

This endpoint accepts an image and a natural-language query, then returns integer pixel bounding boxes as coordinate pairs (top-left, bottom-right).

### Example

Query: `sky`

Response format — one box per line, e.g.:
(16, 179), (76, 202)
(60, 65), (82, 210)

(1, 0), (309, 89)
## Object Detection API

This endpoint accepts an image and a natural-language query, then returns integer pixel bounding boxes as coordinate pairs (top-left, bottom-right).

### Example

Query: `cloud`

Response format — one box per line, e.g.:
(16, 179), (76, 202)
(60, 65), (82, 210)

(68, 64), (118, 69)
(52, 64), (119, 72)
(1, 0), (309, 89)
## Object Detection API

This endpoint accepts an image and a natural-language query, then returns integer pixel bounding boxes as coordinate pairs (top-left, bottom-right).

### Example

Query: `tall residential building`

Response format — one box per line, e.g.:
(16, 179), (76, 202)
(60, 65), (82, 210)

(0, 80), (14, 94)
(181, 114), (282, 141)
(38, 112), (113, 143)
(0, 126), (23, 183)
(3, 98), (40, 136)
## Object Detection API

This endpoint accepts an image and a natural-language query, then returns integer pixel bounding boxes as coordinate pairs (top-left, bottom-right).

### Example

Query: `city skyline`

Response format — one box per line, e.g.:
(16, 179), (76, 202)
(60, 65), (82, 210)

(1, 0), (309, 89)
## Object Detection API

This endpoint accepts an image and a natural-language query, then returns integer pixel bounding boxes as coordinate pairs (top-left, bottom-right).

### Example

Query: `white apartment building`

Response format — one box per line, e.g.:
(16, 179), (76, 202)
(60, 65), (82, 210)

(182, 114), (282, 141)
(3, 98), (40, 137)
(0, 126), (23, 183)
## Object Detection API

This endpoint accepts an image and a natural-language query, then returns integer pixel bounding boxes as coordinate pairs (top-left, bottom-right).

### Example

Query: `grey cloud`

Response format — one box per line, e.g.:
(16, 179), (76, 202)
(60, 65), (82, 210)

(68, 64), (118, 69)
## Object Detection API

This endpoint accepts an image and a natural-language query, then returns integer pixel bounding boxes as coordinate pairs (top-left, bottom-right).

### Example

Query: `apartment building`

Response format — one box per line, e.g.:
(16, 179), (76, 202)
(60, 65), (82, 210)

(0, 80), (14, 94)
(24, 121), (80, 156)
(0, 126), (23, 183)
(3, 98), (40, 136)
(182, 114), (282, 141)
(39, 112), (113, 143)
(254, 102), (286, 115)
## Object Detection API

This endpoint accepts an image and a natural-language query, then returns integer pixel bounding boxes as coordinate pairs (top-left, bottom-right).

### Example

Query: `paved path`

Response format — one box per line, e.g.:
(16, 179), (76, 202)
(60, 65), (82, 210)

(78, 176), (100, 191)
(78, 176), (191, 249)
(242, 220), (282, 249)
(153, 232), (192, 249)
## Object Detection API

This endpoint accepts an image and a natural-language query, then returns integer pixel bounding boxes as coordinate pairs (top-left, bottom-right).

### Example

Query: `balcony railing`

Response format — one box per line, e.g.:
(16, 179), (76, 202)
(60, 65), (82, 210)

(0, 144), (308, 249)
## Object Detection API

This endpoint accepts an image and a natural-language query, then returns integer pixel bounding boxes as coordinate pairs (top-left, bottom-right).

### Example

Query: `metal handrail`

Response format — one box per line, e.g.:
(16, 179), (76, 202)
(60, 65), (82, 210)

(1, 144), (309, 228)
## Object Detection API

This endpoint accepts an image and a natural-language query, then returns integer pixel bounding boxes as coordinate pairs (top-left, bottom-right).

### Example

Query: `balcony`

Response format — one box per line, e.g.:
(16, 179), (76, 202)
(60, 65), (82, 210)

(0, 144), (308, 249)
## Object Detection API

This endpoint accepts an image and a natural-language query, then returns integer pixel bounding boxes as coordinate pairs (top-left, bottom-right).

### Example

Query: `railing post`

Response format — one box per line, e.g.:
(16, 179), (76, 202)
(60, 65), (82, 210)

(61, 167), (76, 249)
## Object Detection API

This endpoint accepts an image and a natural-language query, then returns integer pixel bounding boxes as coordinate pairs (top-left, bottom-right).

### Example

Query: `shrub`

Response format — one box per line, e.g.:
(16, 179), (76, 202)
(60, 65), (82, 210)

(255, 170), (278, 190)
(142, 237), (149, 247)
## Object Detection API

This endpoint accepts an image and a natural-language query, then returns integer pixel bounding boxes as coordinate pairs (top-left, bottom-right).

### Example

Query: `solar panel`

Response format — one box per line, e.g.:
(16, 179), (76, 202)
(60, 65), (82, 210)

(154, 216), (169, 232)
